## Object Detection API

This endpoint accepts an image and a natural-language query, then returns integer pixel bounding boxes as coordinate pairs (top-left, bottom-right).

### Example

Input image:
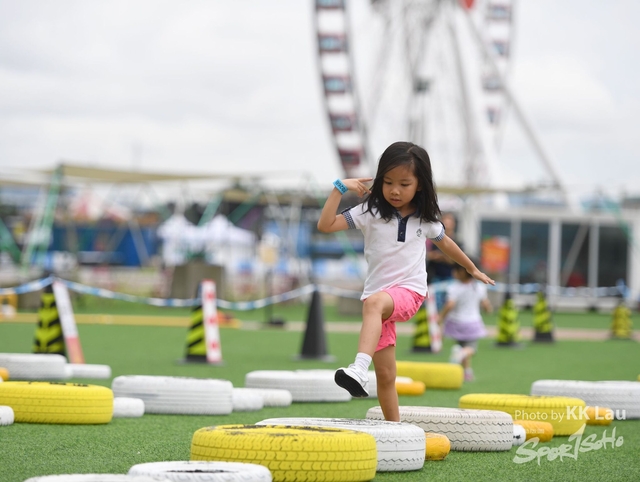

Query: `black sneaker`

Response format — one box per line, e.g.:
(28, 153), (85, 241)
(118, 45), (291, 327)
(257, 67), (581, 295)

(334, 365), (369, 397)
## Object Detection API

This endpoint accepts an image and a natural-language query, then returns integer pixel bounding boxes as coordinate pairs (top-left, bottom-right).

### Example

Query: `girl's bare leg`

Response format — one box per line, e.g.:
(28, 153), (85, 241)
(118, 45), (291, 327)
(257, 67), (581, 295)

(373, 345), (399, 421)
(461, 347), (475, 369)
(335, 291), (395, 398)
(358, 291), (394, 356)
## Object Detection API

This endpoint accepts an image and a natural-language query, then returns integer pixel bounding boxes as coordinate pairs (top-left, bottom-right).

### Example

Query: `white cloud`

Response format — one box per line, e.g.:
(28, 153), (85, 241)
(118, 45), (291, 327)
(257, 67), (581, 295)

(0, 0), (638, 198)
(514, 56), (616, 131)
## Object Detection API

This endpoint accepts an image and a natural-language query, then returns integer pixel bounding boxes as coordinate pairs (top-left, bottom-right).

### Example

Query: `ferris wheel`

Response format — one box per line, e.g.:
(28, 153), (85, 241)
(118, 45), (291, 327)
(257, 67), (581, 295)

(314, 0), (566, 199)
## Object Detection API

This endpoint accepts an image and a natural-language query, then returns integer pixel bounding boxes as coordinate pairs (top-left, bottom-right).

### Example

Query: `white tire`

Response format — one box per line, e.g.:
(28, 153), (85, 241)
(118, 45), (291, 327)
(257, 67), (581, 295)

(24, 476), (170, 482)
(0, 405), (14, 426)
(257, 417), (425, 472)
(0, 353), (69, 380)
(247, 388), (292, 407)
(245, 370), (351, 402)
(531, 379), (640, 419)
(232, 388), (264, 412)
(111, 376), (232, 415)
(396, 376), (413, 384)
(113, 397), (145, 418)
(367, 406), (513, 452)
(513, 424), (526, 446)
(67, 364), (112, 379)
(128, 461), (272, 482)
(233, 387), (292, 411)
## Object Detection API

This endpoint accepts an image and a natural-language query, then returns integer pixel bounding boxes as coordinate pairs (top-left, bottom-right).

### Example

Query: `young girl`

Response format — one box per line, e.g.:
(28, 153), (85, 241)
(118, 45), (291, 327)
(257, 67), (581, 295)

(439, 261), (494, 382)
(317, 141), (494, 421)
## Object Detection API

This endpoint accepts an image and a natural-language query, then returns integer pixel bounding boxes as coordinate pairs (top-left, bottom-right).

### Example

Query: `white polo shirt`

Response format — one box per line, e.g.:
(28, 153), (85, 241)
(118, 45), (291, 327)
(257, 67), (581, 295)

(343, 203), (444, 299)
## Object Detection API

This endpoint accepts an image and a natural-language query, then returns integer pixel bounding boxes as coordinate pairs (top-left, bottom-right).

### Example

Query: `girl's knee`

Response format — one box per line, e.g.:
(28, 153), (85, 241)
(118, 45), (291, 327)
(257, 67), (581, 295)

(375, 364), (396, 386)
(363, 295), (383, 313)
(363, 293), (392, 316)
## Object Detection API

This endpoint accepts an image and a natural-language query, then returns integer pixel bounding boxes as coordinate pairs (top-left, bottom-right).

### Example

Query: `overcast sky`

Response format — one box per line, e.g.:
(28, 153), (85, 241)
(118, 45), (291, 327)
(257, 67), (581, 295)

(0, 0), (638, 201)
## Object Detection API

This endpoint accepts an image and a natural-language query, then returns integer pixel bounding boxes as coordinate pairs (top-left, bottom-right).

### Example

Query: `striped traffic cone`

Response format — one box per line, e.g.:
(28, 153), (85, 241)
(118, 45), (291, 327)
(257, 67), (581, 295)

(33, 285), (66, 356)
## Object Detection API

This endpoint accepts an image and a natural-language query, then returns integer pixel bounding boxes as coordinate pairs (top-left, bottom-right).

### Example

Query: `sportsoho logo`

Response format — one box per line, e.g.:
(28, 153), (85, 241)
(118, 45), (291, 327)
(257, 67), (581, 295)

(513, 407), (626, 465)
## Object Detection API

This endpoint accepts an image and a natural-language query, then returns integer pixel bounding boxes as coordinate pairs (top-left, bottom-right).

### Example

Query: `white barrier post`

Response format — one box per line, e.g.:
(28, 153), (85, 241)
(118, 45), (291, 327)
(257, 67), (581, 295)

(201, 279), (223, 365)
(52, 280), (85, 364)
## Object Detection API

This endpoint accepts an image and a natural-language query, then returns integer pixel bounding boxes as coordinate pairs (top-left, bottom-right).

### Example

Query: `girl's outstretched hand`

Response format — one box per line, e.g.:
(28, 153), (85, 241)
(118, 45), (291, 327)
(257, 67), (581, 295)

(468, 268), (496, 285)
(343, 178), (373, 197)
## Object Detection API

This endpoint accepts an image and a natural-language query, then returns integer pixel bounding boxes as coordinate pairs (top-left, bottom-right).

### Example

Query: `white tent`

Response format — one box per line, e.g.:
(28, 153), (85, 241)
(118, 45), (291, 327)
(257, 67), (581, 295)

(157, 213), (256, 268)
(201, 214), (256, 247)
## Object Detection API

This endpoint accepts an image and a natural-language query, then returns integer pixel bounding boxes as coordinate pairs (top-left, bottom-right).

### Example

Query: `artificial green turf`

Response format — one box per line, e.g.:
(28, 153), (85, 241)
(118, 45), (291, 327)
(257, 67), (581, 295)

(0, 322), (638, 482)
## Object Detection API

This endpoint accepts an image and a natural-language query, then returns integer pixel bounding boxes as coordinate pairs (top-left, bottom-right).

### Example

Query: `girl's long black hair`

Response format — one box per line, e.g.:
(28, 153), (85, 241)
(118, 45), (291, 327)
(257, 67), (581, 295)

(363, 141), (441, 223)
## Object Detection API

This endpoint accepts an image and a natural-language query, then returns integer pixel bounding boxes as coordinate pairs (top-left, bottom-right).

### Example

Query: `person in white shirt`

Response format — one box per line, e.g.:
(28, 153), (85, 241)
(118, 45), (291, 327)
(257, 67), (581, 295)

(439, 261), (494, 381)
(317, 141), (495, 422)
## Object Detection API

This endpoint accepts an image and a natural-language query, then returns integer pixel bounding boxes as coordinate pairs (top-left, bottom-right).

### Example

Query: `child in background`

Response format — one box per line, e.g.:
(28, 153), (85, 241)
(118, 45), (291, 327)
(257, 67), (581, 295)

(439, 261), (493, 381)
(317, 141), (494, 421)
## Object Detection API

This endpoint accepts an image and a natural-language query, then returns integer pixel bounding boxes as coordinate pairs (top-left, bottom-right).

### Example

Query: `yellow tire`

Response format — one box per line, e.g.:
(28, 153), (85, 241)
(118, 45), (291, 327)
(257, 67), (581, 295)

(396, 361), (463, 389)
(0, 367), (8, 381)
(513, 420), (554, 442)
(396, 380), (426, 396)
(585, 406), (614, 426)
(459, 393), (586, 436)
(0, 381), (113, 424)
(425, 433), (450, 461)
(191, 424), (377, 482)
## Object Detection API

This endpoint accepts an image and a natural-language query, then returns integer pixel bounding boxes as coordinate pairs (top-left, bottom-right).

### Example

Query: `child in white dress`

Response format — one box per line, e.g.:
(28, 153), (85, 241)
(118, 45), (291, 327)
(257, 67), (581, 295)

(439, 261), (493, 381)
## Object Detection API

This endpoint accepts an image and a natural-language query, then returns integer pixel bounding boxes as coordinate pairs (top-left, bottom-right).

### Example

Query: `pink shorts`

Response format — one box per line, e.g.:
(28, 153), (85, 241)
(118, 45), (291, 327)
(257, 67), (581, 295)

(370, 287), (425, 352)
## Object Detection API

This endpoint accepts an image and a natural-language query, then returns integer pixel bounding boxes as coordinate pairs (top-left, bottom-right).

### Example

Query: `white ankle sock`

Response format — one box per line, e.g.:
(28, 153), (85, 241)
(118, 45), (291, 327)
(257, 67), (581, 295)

(354, 353), (372, 374)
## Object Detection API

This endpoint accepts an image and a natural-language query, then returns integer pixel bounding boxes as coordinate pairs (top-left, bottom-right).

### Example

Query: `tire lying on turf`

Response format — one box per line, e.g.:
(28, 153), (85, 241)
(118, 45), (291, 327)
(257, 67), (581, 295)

(425, 433), (451, 460)
(367, 406), (513, 452)
(396, 380), (426, 396)
(113, 397), (145, 418)
(67, 364), (112, 379)
(244, 370), (351, 402)
(459, 393), (586, 436)
(191, 424), (377, 482)
(112, 376), (232, 415)
(513, 420), (554, 442)
(512, 424), (526, 446)
(0, 381), (113, 424)
(395, 361), (463, 389)
(0, 405), (14, 426)
(232, 388), (294, 410)
(128, 461), (272, 482)
(24, 476), (170, 482)
(232, 388), (264, 412)
(585, 406), (614, 426)
(257, 417), (425, 472)
(0, 353), (69, 380)
(248, 388), (292, 407)
(531, 379), (640, 419)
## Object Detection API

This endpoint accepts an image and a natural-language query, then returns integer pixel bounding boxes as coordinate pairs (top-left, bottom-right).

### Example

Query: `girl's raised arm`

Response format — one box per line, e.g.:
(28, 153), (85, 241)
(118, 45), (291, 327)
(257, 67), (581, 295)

(432, 235), (495, 285)
(317, 178), (372, 233)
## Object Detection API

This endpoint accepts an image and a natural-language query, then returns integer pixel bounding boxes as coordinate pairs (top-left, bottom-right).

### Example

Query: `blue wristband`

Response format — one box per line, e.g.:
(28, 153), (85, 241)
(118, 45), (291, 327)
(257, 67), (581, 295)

(333, 179), (348, 195)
